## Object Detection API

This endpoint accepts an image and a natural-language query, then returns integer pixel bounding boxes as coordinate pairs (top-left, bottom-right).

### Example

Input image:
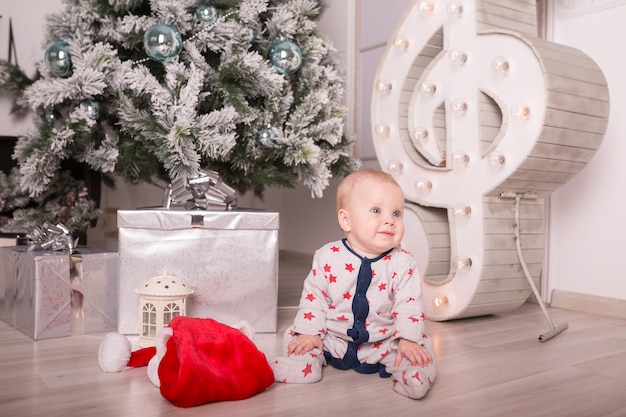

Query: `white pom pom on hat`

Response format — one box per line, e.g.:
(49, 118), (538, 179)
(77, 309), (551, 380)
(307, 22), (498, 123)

(98, 332), (132, 373)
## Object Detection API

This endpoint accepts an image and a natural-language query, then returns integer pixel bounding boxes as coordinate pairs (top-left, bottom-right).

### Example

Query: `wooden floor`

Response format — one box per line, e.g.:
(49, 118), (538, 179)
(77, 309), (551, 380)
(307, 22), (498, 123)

(1, 253), (626, 417)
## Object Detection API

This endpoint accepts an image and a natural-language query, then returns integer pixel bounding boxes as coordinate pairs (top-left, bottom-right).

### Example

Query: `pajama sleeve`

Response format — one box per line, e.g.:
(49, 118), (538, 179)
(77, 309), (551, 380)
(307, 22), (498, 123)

(292, 250), (330, 338)
(390, 252), (427, 344)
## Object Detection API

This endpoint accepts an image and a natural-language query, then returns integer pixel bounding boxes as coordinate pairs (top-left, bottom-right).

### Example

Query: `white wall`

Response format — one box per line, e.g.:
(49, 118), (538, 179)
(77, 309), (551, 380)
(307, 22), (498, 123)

(547, 2), (626, 301)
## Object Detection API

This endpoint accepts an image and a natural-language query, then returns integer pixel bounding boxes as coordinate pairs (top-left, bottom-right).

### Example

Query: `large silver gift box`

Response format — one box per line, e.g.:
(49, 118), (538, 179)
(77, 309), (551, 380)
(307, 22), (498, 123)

(0, 247), (118, 340)
(117, 209), (279, 334)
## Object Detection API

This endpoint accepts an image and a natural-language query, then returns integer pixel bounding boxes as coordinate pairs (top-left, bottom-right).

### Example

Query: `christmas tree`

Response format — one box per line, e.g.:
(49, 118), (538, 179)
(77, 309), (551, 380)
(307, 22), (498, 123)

(0, 0), (359, 235)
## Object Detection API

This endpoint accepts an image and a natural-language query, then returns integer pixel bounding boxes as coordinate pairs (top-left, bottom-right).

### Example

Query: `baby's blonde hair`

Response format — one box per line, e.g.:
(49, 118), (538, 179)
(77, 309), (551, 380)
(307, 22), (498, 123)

(336, 168), (401, 212)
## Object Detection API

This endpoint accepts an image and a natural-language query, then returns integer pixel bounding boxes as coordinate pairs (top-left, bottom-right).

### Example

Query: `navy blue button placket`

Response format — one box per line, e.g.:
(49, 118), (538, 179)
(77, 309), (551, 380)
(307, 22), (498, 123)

(344, 256), (372, 366)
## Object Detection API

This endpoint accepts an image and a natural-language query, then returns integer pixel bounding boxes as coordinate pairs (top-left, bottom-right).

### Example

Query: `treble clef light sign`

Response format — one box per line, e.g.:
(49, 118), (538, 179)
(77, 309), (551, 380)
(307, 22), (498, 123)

(371, 0), (609, 320)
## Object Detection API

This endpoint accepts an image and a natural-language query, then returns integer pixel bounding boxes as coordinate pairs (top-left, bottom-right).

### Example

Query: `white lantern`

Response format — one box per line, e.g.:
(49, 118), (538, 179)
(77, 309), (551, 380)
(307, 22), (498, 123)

(135, 272), (193, 347)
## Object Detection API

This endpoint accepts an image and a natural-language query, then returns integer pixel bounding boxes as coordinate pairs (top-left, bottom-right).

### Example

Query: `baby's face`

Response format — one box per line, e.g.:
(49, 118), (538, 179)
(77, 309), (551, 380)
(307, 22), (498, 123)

(341, 179), (405, 258)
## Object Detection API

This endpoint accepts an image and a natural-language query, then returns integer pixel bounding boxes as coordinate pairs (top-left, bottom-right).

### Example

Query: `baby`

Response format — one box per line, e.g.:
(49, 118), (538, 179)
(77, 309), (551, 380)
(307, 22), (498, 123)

(271, 168), (436, 399)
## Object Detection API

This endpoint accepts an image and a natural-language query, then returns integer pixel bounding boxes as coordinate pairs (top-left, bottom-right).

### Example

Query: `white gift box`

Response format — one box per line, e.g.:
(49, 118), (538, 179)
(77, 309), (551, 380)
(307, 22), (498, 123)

(117, 209), (279, 334)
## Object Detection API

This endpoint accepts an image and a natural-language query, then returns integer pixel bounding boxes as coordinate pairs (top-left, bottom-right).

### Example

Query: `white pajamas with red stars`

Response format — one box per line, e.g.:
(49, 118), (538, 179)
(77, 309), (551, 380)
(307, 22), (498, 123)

(270, 239), (436, 399)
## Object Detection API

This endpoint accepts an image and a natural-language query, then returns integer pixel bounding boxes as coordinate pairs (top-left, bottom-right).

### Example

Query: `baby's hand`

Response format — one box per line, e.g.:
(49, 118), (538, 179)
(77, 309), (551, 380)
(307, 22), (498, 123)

(288, 334), (323, 356)
(395, 339), (433, 367)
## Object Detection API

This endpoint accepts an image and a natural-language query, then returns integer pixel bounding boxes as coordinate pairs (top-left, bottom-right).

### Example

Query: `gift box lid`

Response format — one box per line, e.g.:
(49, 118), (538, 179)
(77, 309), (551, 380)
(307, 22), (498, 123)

(117, 208), (279, 231)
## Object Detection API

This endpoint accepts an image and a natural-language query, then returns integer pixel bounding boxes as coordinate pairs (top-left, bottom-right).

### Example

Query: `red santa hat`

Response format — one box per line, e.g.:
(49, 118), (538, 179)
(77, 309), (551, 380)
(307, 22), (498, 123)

(98, 316), (275, 407)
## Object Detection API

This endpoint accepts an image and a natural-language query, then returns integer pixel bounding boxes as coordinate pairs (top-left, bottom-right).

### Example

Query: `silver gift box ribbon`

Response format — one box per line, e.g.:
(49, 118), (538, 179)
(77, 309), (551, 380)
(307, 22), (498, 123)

(26, 223), (79, 254)
(163, 169), (238, 211)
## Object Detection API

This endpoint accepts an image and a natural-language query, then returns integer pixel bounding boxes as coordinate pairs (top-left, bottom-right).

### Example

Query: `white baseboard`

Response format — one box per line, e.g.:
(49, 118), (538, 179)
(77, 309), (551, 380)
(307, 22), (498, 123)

(550, 290), (626, 320)
(0, 237), (17, 247)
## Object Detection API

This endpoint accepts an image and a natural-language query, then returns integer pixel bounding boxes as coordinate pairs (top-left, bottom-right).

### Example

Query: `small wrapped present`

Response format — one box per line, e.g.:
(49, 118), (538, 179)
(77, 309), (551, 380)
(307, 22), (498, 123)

(117, 208), (279, 334)
(0, 246), (118, 340)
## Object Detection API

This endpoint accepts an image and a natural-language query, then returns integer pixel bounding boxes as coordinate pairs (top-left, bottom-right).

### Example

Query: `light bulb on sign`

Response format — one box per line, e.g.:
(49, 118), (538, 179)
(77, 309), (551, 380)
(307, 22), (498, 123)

(375, 123), (391, 138)
(394, 37), (410, 51)
(452, 205), (472, 218)
(488, 150), (506, 169)
(416, 178), (433, 193)
(376, 81), (393, 94)
(447, 2), (463, 17)
(452, 151), (470, 167)
(491, 56), (510, 75)
(420, 83), (437, 96)
(418, 2), (435, 14)
(512, 103), (532, 122)
(452, 256), (472, 271)
(433, 295), (450, 308)
(451, 99), (468, 115)
(413, 127), (429, 142)
(448, 49), (467, 66)
(387, 160), (404, 174)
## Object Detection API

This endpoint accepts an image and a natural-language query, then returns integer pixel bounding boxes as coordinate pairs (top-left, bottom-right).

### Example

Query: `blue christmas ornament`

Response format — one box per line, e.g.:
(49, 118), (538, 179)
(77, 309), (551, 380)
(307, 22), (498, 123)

(143, 24), (183, 62)
(80, 100), (100, 120)
(44, 40), (72, 78)
(196, 4), (219, 26)
(255, 126), (279, 147)
(268, 40), (303, 75)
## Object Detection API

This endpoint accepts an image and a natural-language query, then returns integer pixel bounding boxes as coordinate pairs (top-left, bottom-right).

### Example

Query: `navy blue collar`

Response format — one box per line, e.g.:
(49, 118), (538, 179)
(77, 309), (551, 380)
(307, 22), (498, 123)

(341, 238), (393, 263)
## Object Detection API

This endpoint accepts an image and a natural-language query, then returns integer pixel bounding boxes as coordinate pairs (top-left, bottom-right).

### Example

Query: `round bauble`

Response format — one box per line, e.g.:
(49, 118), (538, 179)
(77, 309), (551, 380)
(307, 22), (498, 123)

(255, 126), (279, 148)
(143, 24), (183, 62)
(44, 40), (72, 78)
(268, 40), (303, 75)
(80, 100), (100, 120)
(196, 4), (219, 26)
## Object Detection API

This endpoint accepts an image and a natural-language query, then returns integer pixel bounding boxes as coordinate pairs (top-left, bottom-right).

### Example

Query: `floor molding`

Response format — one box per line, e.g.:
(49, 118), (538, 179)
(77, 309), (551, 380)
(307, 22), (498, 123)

(550, 289), (626, 320)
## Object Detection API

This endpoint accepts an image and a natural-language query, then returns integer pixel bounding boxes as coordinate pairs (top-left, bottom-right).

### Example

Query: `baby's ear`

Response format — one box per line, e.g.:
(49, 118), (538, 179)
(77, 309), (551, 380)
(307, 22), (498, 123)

(337, 208), (351, 232)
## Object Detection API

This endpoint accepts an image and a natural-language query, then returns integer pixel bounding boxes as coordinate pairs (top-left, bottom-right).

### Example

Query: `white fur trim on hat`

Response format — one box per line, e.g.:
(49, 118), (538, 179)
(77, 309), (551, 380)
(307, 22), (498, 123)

(147, 327), (174, 387)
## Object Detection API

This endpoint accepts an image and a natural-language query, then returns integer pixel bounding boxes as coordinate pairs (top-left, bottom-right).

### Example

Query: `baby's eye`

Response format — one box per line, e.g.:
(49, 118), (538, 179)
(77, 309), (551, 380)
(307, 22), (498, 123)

(371, 207), (381, 214)
(393, 210), (401, 218)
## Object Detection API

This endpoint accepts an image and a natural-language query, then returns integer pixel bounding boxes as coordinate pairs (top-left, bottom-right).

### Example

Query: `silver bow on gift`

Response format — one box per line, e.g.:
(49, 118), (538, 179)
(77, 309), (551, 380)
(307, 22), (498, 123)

(27, 223), (80, 253)
(163, 169), (238, 210)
